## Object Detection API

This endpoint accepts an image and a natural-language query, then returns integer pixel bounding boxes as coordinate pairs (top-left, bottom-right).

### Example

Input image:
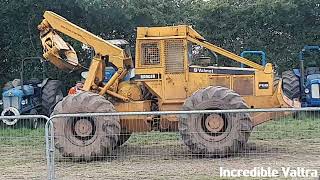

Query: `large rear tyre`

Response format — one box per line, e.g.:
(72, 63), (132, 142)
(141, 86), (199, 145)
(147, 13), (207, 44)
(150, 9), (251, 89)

(41, 80), (63, 116)
(282, 70), (300, 100)
(52, 92), (120, 161)
(179, 86), (252, 157)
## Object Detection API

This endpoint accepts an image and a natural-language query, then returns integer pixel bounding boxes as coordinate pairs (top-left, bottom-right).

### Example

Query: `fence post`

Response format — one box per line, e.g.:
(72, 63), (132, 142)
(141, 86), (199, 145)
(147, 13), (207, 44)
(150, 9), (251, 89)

(45, 118), (55, 180)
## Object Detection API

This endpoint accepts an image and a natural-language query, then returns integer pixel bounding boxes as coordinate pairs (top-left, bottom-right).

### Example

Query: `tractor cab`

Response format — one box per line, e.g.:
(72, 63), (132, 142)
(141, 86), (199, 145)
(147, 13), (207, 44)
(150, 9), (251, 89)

(188, 44), (219, 67)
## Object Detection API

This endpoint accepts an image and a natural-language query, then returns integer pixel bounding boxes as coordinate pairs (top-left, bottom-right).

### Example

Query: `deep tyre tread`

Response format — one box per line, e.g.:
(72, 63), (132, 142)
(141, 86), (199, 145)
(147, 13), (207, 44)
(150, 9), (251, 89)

(282, 71), (300, 100)
(52, 92), (120, 161)
(178, 86), (252, 157)
(41, 80), (63, 116)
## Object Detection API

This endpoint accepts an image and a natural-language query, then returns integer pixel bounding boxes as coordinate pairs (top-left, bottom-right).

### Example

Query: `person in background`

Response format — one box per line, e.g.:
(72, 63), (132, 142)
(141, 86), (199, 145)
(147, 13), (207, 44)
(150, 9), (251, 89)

(68, 81), (84, 95)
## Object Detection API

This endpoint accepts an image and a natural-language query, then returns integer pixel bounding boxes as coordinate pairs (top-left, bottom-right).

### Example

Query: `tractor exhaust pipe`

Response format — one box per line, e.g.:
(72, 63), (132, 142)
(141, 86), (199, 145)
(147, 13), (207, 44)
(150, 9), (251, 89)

(299, 51), (305, 101)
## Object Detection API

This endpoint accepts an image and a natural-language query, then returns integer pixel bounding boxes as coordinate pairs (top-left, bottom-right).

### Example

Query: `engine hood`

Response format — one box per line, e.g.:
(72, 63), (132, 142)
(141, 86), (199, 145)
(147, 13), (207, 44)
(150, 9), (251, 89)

(2, 85), (34, 97)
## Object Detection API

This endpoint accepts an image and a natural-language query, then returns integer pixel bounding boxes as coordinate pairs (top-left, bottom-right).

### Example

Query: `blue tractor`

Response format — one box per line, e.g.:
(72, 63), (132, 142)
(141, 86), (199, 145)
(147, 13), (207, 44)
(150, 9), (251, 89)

(0, 57), (63, 128)
(282, 45), (320, 107)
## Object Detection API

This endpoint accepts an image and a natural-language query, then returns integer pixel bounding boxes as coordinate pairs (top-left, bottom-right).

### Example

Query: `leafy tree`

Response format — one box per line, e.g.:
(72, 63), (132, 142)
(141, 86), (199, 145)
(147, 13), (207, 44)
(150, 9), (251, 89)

(0, 0), (319, 91)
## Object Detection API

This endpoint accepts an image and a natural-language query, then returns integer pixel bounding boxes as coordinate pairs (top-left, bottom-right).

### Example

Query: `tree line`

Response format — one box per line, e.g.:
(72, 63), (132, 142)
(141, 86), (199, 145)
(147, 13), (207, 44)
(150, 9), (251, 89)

(0, 0), (319, 89)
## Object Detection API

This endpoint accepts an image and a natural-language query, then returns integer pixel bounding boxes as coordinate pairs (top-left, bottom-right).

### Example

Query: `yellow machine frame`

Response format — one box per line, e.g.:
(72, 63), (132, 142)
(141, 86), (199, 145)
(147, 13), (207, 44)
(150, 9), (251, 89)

(38, 11), (296, 130)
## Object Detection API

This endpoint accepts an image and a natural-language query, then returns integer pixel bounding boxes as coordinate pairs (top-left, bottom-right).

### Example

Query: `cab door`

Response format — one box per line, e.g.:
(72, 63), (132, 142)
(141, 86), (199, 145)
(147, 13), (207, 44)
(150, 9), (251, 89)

(163, 39), (187, 100)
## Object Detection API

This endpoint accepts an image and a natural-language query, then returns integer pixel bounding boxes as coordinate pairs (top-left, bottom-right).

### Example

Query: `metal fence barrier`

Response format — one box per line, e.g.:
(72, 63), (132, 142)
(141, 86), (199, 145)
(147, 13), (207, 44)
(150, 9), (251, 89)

(45, 108), (320, 180)
(0, 115), (49, 180)
(0, 109), (319, 179)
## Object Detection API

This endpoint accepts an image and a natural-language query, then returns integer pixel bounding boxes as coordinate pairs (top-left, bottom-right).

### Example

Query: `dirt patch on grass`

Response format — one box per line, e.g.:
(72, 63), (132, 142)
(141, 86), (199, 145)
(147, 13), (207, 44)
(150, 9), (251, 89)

(1, 116), (320, 180)
(53, 139), (320, 180)
(1, 134), (319, 180)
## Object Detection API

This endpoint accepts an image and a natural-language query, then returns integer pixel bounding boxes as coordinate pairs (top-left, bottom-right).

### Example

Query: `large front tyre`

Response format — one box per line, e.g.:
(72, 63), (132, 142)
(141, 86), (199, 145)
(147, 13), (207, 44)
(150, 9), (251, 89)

(52, 92), (120, 161)
(178, 86), (252, 157)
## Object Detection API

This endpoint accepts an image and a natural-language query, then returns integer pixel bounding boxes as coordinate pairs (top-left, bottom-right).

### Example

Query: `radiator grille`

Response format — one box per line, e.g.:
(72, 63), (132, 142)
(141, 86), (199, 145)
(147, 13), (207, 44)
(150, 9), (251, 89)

(3, 96), (20, 109)
(141, 43), (160, 65)
(165, 40), (184, 74)
(311, 84), (320, 98)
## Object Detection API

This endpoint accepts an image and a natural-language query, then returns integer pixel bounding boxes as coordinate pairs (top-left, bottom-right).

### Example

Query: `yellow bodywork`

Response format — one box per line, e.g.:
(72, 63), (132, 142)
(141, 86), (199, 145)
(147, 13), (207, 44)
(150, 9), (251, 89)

(38, 11), (297, 132)
(134, 26), (297, 128)
(135, 26), (285, 108)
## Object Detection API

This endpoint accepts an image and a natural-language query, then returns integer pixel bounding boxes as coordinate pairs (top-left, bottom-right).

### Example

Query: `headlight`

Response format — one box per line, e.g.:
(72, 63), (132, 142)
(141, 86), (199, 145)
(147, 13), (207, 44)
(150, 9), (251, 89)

(21, 100), (27, 105)
(305, 88), (310, 94)
(0, 100), (3, 106)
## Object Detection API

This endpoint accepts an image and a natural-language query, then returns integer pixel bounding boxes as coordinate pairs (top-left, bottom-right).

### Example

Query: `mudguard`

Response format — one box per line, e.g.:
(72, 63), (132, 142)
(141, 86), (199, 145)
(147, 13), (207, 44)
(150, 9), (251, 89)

(292, 69), (301, 77)
(39, 78), (50, 88)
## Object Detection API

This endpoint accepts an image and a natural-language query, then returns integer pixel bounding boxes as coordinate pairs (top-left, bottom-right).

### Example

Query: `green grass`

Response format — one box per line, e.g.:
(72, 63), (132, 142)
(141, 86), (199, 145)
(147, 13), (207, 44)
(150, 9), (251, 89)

(252, 115), (320, 140)
(0, 114), (319, 148)
(0, 127), (44, 137)
(0, 128), (45, 147)
(127, 115), (320, 145)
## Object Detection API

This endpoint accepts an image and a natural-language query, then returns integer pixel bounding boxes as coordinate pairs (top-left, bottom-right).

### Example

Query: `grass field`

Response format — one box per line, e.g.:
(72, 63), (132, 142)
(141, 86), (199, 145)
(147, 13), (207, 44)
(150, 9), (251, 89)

(0, 114), (319, 179)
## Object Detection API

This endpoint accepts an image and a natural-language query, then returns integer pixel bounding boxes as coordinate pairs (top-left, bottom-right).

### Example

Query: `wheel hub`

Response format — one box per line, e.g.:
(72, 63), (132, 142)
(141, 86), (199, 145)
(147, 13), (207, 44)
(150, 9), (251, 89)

(74, 119), (93, 137)
(205, 114), (224, 133)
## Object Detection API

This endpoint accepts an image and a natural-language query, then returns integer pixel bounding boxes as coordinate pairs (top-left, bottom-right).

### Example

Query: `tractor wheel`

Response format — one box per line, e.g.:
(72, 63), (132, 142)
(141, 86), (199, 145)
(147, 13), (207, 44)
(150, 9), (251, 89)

(41, 80), (63, 116)
(178, 86), (252, 157)
(117, 128), (132, 147)
(52, 92), (120, 161)
(282, 70), (300, 100)
(0, 107), (20, 128)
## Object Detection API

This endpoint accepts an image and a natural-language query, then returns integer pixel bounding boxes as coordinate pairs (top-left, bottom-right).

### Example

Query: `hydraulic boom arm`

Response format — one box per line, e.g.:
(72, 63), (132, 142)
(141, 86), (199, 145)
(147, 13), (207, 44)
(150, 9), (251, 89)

(38, 11), (133, 93)
(186, 37), (265, 71)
